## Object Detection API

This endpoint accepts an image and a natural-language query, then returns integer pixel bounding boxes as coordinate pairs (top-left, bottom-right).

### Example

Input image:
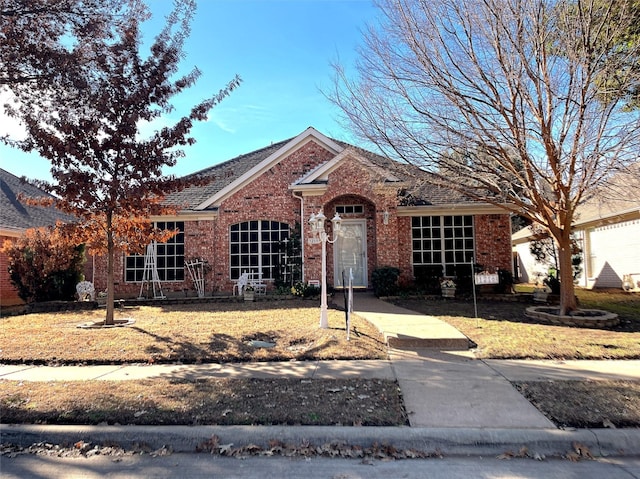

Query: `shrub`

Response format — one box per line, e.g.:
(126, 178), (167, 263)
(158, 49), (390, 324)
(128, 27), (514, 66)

(2, 226), (85, 303)
(291, 281), (321, 298)
(413, 265), (443, 293)
(544, 272), (561, 294)
(494, 269), (514, 293)
(451, 263), (475, 293)
(372, 266), (400, 297)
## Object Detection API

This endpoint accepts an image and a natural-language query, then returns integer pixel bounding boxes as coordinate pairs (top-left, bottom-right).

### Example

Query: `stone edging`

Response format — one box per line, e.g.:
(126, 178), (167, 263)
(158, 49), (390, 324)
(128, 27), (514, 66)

(525, 306), (619, 328)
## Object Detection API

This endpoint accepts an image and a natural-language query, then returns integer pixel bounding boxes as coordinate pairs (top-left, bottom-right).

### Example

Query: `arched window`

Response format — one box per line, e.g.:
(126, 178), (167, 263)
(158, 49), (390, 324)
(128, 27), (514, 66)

(230, 220), (290, 280)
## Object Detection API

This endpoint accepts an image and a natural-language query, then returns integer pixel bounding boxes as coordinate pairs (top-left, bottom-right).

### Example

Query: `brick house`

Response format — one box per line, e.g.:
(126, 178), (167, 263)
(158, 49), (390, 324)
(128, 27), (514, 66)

(90, 127), (513, 297)
(0, 168), (74, 306)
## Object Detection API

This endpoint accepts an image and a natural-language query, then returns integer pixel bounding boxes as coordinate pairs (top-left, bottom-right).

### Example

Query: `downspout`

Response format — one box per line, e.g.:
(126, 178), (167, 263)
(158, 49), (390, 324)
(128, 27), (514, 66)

(292, 191), (305, 282)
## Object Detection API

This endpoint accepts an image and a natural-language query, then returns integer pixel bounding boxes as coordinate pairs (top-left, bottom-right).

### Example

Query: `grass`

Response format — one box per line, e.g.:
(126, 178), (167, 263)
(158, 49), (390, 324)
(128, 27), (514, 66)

(0, 300), (387, 364)
(394, 289), (640, 359)
(0, 300), (406, 427)
(1, 291), (639, 429)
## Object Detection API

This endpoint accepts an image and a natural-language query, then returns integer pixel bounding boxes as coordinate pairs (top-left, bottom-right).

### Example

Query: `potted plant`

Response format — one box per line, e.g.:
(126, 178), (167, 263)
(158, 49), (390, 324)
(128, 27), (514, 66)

(243, 285), (255, 301)
(440, 278), (457, 298)
(533, 284), (551, 303)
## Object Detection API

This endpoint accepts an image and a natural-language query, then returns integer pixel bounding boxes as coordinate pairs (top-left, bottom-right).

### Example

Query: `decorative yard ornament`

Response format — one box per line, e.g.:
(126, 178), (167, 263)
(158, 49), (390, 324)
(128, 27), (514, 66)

(139, 242), (165, 300)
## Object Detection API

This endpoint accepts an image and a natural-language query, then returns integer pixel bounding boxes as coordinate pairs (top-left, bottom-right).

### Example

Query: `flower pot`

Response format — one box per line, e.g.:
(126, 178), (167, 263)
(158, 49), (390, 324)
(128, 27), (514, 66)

(441, 288), (456, 298)
(244, 291), (255, 301)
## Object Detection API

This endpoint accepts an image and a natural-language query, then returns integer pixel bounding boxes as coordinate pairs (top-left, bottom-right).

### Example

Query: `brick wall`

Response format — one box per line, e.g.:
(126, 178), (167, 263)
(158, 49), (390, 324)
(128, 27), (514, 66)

(0, 235), (23, 306)
(96, 140), (513, 297)
(90, 223), (209, 298)
(303, 158), (399, 287)
(474, 214), (513, 272)
(397, 217), (414, 286)
(393, 213), (513, 284)
(213, 141), (335, 292)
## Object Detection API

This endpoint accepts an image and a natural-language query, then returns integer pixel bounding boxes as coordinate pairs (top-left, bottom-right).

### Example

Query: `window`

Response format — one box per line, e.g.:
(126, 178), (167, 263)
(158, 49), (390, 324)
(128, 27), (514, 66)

(125, 221), (185, 282)
(230, 220), (290, 280)
(412, 215), (474, 276)
(335, 204), (364, 215)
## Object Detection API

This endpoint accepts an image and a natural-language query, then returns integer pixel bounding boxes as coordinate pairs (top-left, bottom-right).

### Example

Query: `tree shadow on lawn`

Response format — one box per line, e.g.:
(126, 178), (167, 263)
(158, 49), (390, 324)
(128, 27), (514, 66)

(131, 325), (357, 364)
(393, 298), (640, 333)
(132, 326), (287, 363)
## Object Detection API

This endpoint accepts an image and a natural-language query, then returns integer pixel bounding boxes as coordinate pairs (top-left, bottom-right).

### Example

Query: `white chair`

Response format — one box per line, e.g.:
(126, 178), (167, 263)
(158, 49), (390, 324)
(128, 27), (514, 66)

(248, 271), (267, 295)
(233, 272), (249, 296)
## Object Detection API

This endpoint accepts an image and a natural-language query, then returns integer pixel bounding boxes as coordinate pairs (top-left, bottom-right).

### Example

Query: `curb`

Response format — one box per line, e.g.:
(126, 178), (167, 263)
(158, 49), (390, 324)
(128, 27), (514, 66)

(3, 424), (640, 458)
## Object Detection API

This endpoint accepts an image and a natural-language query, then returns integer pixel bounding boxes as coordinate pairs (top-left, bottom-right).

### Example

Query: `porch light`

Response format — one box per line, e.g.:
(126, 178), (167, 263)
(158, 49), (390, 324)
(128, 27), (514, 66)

(308, 209), (341, 329)
(331, 212), (342, 232)
(383, 210), (390, 225)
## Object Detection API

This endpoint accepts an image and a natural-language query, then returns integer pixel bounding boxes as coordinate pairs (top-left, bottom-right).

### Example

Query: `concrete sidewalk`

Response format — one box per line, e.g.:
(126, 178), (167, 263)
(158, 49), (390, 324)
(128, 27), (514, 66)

(2, 293), (640, 457)
(351, 294), (553, 428)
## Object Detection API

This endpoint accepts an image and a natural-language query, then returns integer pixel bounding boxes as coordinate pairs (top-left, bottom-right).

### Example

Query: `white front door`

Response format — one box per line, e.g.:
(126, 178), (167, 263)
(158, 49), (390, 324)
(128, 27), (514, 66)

(333, 219), (367, 288)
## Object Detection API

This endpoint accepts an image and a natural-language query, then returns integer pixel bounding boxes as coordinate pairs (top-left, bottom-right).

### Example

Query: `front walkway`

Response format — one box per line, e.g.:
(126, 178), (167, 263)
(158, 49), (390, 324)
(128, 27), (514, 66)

(351, 293), (555, 428)
(350, 293), (469, 349)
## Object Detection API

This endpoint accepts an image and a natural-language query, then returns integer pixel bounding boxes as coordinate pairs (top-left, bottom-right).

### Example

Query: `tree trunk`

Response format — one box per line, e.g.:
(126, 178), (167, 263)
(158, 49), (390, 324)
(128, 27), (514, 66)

(556, 236), (578, 315)
(105, 212), (115, 326)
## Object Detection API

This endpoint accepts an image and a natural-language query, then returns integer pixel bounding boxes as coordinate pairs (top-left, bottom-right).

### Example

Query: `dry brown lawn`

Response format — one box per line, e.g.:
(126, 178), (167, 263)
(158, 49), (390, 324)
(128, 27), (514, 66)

(514, 380), (640, 429)
(0, 300), (404, 427)
(0, 300), (386, 364)
(394, 289), (640, 359)
(0, 377), (407, 427)
(2, 292), (640, 429)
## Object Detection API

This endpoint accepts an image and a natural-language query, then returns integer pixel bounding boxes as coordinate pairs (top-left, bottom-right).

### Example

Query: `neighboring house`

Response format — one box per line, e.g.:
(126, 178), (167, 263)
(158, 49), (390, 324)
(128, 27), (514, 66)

(86, 127), (513, 297)
(0, 168), (73, 306)
(513, 165), (640, 290)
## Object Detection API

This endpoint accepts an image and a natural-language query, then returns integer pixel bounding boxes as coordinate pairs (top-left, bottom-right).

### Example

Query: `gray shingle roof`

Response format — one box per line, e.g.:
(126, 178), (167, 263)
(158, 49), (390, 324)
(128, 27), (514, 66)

(332, 141), (476, 206)
(165, 131), (482, 210)
(163, 138), (293, 209)
(0, 168), (73, 232)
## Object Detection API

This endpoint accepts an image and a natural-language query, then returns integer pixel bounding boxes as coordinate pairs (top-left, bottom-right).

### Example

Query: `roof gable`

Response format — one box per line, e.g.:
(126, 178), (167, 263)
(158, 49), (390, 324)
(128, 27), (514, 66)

(292, 147), (402, 188)
(163, 139), (291, 210)
(164, 127), (512, 212)
(194, 127), (343, 210)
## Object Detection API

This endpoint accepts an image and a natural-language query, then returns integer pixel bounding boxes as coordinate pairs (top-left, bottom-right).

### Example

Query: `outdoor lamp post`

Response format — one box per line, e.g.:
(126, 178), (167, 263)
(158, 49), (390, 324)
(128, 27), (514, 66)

(309, 210), (341, 328)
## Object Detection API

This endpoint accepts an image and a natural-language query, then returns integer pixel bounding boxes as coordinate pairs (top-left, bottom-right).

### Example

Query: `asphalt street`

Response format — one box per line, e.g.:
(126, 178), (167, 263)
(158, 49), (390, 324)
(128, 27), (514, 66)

(2, 454), (640, 479)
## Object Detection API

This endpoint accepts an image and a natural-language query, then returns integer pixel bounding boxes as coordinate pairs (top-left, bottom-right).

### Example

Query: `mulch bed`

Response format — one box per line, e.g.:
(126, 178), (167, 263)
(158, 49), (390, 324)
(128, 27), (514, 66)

(514, 380), (640, 428)
(0, 378), (408, 427)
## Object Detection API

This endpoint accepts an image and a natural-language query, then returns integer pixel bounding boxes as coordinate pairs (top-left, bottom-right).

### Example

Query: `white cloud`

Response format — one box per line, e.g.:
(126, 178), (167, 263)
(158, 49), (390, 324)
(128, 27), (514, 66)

(210, 116), (236, 134)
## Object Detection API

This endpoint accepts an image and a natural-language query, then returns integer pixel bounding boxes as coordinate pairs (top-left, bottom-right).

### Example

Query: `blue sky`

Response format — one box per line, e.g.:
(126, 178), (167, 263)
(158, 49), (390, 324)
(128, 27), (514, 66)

(0, 0), (378, 182)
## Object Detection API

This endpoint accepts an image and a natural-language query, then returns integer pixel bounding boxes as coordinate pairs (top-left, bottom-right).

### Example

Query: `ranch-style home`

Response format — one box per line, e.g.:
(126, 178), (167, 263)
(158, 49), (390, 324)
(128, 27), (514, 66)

(86, 127), (514, 297)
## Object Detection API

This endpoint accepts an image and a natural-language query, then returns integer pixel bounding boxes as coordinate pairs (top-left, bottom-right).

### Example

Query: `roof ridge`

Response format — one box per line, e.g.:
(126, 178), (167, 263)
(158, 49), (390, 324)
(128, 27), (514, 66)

(183, 137), (294, 179)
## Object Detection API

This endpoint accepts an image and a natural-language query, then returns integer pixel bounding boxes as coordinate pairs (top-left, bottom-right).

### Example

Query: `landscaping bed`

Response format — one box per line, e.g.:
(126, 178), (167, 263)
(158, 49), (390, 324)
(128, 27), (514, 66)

(0, 377), (407, 427)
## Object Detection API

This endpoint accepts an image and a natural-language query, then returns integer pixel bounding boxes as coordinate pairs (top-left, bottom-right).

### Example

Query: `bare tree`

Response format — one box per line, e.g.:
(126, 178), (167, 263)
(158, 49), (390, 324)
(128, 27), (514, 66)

(330, 0), (640, 313)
